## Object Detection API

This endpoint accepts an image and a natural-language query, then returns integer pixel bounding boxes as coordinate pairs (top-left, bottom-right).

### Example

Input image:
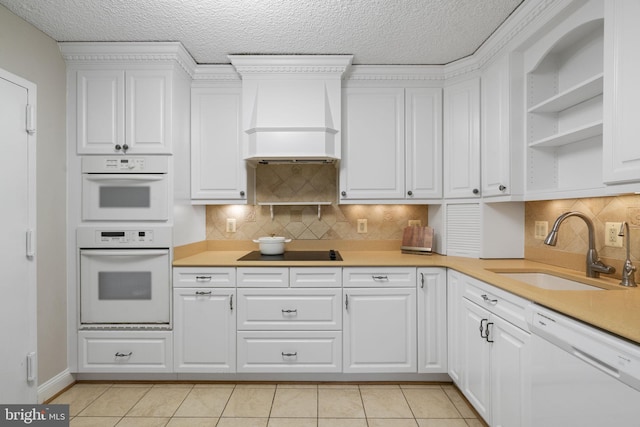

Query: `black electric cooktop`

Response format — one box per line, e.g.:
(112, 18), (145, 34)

(237, 250), (342, 261)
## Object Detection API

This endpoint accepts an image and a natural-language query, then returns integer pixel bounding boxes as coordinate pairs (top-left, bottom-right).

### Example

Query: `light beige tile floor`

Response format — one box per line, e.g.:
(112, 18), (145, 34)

(50, 382), (487, 427)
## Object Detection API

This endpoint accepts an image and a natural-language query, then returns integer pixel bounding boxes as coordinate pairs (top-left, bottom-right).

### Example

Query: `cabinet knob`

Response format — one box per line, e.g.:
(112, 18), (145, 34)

(114, 144), (122, 151)
(240, 191), (245, 197)
(341, 191), (347, 197)
(407, 191), (413, 196)
(472, 188), (479, 195)
(498, 185), (507, 192)
(122, 144), (129, 153)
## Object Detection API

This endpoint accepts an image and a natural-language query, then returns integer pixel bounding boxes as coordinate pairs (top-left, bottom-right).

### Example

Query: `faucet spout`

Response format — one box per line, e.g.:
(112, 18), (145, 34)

(618, 222), (637, 287)
(544, 211), (615, 279)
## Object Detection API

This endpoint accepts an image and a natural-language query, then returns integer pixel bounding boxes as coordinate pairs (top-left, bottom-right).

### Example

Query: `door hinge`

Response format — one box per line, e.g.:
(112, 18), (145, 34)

(26, 104), (36, 135)
(26, 352), (36, 382)
(26, 229), (35, 258)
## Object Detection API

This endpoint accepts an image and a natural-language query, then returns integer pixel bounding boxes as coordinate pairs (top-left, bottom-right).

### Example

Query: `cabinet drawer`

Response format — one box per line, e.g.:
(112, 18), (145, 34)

(290, 267), (342, 287)
(237, 267), (289, 288)
(462, 274), (530, 331)
(173, 267), (236, 288)
(78, 331), (172, 372)
(343, 267), (416, 287)
(237, 288), (341, 330)
(237, 331), (342, 372)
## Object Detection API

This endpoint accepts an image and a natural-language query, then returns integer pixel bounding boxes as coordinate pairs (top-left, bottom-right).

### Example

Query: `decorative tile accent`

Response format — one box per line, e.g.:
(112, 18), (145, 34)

(206, 164), (428, 241)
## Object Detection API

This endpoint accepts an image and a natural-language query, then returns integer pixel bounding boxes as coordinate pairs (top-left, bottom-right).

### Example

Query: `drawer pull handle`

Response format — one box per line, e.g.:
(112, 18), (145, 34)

(196, 276), (212, 282)
(115, 352), (132, 358)
(230, 294), (234, 311)
(479, 319), (488, 339)
(420, 273), (425, 288)
(196, 291), (212, 296)
(281, 309), (298, 314)
(485, 322), (494, 343)
(281, 352), (298, 357)
(372, 275), (389, 281)
(481, 294), (498, 304)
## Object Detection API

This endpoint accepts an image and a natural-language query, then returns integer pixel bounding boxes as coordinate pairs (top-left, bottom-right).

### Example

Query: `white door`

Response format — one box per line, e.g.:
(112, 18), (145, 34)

(461, 298), (491, 422)
(343, 288), (416, 373)
(0, 70), (37, 403)
(173, 288), (236, 372)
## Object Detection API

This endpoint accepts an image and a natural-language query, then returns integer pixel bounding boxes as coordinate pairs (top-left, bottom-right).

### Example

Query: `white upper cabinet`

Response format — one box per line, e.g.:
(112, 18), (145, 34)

(406, 88), (443, 200)
(340, 87), (406, 201)
(443, 78), (481, 199)
(77, 69), (172, 154)
(340, 86), (442, 203)
(61, 42), (194, 156)
(523, 0), (605, 199)
(190, 86), (253, 203)
(603, 0), (640, 185)
(481, 54), (524, 199)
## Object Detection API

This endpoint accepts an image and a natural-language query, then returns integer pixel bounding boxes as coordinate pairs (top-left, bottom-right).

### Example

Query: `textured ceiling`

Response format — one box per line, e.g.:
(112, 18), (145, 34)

(0, 0), (524, 65)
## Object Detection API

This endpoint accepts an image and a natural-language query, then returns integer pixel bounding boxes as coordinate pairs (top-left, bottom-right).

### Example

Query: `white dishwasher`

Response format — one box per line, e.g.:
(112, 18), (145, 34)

(528, 304), (640, 426)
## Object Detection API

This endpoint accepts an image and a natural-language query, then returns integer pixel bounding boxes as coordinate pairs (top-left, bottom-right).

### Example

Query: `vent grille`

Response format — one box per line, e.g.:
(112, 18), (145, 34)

(446, 204), (481, 258)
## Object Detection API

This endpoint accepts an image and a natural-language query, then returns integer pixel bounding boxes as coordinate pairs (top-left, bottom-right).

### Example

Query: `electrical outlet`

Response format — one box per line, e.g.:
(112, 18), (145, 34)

(357, 219), (367, 233)
(534, 221), (548, 240)
(408, 220), (422, 227)
(226, 218), (236, 233)
(605, 222), (623, 247)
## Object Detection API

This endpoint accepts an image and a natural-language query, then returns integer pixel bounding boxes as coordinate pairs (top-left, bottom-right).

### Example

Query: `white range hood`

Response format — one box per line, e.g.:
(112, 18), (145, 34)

(229, 55), (353, 164)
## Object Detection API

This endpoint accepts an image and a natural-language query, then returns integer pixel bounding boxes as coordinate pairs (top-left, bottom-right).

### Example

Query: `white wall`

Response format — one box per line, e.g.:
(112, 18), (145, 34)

(0, 5), (68, 385)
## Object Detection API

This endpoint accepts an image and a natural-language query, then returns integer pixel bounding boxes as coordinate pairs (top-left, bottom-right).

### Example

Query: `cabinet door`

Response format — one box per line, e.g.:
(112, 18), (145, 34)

(406, 88), (443, 199)
(173, 288), (236, 372)
(340, 88), (405, 200)
(76, 70), (125, 154)
(461, 298), (491, 423)
(343, 288), (416, 373)
(191, 87), (249, 201)
(603, 0), (640, 184)
(481, 56), (511, 197)
(417, 268), (447, 373)
(490, 316), (531, 427)
(446, 270), (464, 384)
(126, 70), (172, 154)
(444, 78), (481, 199)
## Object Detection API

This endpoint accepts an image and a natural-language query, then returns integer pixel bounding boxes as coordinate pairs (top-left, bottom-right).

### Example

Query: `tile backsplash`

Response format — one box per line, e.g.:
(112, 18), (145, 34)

(206, 164), (428, 240)
(525, 194), (640, 277)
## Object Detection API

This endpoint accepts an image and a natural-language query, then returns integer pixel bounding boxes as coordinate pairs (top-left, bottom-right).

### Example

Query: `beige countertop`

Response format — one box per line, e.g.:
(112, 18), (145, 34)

(173, 242), (640, 345)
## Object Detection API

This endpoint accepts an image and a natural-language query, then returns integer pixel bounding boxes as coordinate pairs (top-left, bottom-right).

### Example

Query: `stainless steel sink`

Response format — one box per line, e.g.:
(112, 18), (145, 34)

(497, 272), (616, 291)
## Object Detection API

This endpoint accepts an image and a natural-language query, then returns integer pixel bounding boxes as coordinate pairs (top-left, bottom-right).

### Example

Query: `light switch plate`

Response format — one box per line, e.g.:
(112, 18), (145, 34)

(357, 219), (367, 233)
(534, 221), (548, 240)
(226, 218), (236, 233)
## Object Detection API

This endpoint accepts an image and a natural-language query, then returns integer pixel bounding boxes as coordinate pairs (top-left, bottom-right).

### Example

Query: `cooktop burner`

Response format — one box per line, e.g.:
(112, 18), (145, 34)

(237, 250), (342, 261)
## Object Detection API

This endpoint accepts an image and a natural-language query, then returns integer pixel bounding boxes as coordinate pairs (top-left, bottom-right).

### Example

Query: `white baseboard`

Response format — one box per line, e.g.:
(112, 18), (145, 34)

(38, 369), (75, 403)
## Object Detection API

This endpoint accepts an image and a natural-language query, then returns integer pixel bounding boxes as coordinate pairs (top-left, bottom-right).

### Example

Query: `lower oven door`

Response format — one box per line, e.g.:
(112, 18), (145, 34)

(80, 249), (170, 326)
(82, 174), (169, 221)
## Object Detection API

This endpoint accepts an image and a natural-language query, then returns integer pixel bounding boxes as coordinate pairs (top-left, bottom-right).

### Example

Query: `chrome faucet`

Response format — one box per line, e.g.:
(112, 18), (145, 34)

(618, 222), (637, 287)
(544, 211), (615, 278)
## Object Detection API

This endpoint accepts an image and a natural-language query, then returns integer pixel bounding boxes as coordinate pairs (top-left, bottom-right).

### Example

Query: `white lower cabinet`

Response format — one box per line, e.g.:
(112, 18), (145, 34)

(173, 287), (236, 373)
(237, 331), (342, 373)
(236, 268), (342, 373)
(78, 330), (173, 373)
(417, 268), (447, 373)
(456, 272), (531, 427)
(343, 267), (417, 373)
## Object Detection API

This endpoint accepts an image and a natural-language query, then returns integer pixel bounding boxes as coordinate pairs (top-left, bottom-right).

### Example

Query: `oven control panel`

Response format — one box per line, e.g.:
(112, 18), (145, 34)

(96, 230), (154, 244)
(104, 157), (145, 171)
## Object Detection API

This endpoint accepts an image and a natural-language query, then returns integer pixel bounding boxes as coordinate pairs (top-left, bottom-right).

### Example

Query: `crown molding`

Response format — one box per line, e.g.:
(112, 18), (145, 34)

(59, 42), (197, 77)
(192, 65), (241, 82)
(228, 55), (353, 77)
(345, 65), (444, 81)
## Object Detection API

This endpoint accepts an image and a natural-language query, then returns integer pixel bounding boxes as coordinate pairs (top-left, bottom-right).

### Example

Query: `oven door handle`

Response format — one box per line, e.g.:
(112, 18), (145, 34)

(80, 249), (168, 257)
(85, 174), (165, 182)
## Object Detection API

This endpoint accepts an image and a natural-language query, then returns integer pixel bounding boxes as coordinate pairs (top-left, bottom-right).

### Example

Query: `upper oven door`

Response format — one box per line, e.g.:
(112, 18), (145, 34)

(82, 173), (169, 221)
(80, 249), (170, 325)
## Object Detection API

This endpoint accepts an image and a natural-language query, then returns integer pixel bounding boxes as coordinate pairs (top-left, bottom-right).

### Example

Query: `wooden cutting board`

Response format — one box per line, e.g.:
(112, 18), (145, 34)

(401, 226), (433, 254)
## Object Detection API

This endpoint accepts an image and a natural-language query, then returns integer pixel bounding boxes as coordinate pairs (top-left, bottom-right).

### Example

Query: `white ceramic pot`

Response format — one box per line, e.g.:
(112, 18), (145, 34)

(253, 236), (292, 255)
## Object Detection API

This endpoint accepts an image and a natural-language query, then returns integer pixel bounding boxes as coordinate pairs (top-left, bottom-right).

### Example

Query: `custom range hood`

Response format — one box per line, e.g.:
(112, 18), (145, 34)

(229, 55), (353, 164)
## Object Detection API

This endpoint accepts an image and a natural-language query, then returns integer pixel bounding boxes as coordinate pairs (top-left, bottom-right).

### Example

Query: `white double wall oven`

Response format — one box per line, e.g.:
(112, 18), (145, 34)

(77, 155), (173, 330)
